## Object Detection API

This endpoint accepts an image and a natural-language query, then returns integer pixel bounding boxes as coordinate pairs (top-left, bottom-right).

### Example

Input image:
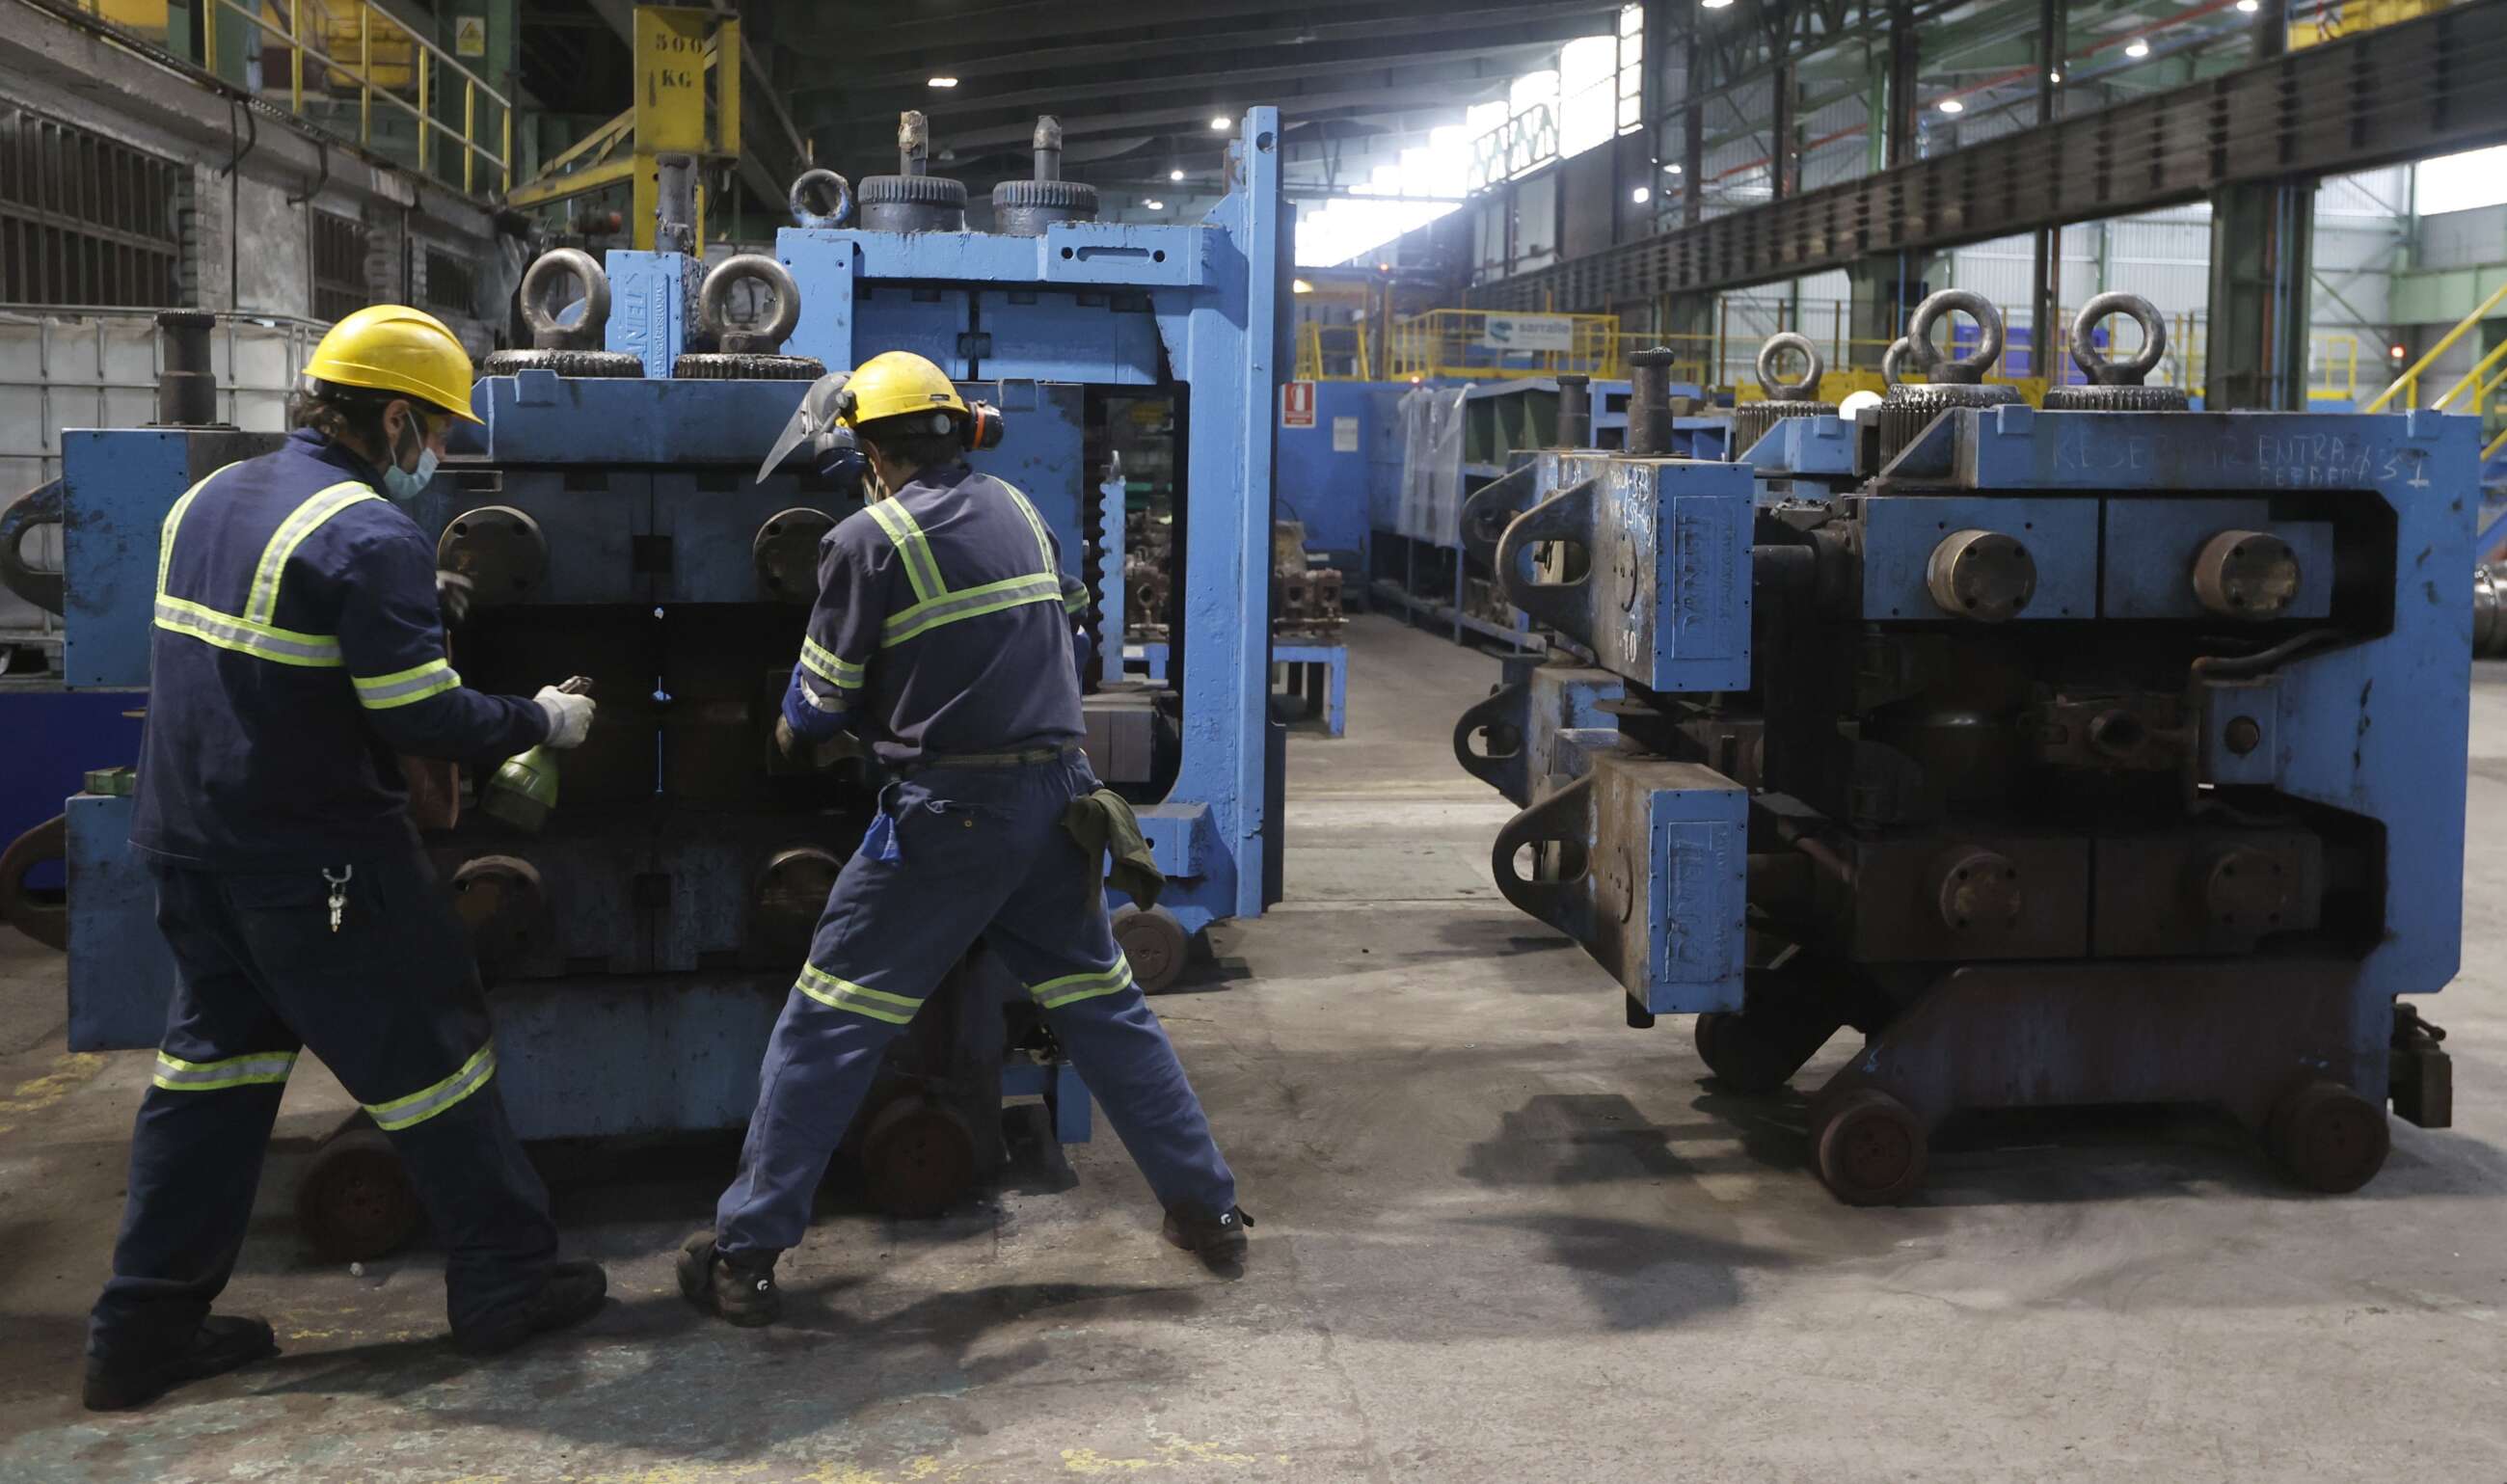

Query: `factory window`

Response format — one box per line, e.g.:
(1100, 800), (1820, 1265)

(311, 211), (371, 323)
(423, 248), (477, 319)
(0, 106), (181, 307)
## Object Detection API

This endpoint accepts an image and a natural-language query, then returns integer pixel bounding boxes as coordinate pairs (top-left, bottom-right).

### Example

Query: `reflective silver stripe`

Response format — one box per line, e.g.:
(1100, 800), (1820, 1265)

(153, 597), (345, 666)
(863, 499), (946, 604)
(352, 658), (461, 709)
(1000, 482), (1058, 571)
(151, 1049), (299, 1092)
(1030, 957), (1135, 1010)
(881, 573), (1065, 646)
(365, 1044), (496, 1131)
(798, 675), (847, 713)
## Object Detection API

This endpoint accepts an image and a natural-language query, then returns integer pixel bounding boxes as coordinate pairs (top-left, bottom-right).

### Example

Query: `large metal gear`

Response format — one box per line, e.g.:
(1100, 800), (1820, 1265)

(859, 173), (969, 232)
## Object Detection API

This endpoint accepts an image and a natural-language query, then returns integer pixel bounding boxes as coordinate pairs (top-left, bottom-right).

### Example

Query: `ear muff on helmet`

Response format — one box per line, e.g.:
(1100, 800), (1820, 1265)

(962, 401), (1005, 451)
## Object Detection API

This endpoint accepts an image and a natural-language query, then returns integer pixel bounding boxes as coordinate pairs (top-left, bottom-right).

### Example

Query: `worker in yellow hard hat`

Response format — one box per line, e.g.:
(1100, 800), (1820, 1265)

(83, 305), (606, 1411)
(680, 350), (1245, 1328)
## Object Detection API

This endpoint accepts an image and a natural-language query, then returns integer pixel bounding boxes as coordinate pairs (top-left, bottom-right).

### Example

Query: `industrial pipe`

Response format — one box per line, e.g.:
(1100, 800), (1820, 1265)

(1555, 373), (1591, 449)
(155, 310), (218, 427)
(1626, 347), (1677, 455)
(1033, 115), (1063, 182)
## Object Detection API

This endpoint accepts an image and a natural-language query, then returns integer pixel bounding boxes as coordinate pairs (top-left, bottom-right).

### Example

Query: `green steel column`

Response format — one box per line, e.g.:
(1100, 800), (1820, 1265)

(2207, 176), (2316, 411)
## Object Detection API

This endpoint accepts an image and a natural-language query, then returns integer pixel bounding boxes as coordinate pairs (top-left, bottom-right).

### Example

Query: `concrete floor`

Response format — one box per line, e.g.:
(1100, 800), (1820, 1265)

(5, 613), (2507, 1481)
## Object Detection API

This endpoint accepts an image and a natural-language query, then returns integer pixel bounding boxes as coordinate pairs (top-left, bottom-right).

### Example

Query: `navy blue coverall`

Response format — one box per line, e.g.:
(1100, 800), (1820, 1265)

(92, 429), (560, 1363)
(714, 460), (1235, 1256)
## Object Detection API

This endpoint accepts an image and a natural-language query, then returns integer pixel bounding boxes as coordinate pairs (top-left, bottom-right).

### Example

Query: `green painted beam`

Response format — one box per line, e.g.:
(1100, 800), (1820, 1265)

(2393, 263), (2507, 327)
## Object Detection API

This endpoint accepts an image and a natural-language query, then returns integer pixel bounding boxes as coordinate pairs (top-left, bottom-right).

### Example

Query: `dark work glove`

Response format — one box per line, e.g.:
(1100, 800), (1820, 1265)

(436, 569), (474, 627)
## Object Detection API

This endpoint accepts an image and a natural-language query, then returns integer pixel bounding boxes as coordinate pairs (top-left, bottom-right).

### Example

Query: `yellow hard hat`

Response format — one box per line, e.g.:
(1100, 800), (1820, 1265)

(304, 305), (484, 425)
(841, 350), (966, 428)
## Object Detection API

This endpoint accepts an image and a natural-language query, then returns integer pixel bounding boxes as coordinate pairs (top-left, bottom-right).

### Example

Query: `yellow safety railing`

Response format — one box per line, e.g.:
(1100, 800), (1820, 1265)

(1294, 322), (1373, 383)
(1388, 310), (1627, 381)
(2307, 332), (2358, 402)
(182, 0), (512, 196)
(2367, 280), (2507, 413)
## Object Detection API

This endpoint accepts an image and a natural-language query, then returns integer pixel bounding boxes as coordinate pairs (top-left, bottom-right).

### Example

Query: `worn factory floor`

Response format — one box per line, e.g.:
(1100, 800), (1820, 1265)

(5, 614), (2507, 1481)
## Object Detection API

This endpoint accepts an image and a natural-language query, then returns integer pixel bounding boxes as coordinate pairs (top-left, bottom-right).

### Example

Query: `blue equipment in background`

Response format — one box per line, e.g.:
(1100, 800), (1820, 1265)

(26, 108), (1284, 1254)
(1454, 297), (2471, 1204)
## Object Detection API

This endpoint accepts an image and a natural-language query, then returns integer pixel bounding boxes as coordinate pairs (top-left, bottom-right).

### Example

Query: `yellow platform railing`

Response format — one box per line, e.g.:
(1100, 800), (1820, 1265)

(1294, 322), (1373, 383)
(1388, 310), (1627, 382)
(2366, 281), (2507, 414)
(163, 0), (513, 195)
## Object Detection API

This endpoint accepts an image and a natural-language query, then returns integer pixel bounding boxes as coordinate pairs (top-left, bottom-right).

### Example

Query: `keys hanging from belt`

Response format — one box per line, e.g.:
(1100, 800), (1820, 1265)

(323, 866), (353, 933)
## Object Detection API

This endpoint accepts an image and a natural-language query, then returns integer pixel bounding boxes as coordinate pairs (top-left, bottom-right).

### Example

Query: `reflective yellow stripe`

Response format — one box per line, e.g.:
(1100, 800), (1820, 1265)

(364, 1044), (496, 1131)
(153, 595), (345, 666)
(1030, 958), (1135, 1010)
(799, 634), (865, 690)
(353, 657), (460, 710)
(152, 1048), (298, 1093)
(155, 470), (229, 595)
(246, 481), (379, 625)
(881, 573), (1065, 647)
(864, 499), (945, 605)
(153, 469), (374, 672)
(1000, 482), (1058, 572)
(795, 963), (923, 1024)
(1063, 586), (1089, 614)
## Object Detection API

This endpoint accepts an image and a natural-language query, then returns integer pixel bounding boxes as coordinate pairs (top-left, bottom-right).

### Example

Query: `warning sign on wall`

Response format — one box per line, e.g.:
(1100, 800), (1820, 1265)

(453, 15), (488, 56)
(1280, 380), (1316, 428)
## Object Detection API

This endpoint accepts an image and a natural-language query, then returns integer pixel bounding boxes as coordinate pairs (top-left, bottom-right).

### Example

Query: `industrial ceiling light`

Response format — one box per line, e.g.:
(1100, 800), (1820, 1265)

(2124, 37), (2150, 57)
(1663, 162), (1683, 174)
(1631, 185), (1651, 203)
(1938, 97), (1964, 114)
(1170, 168), (1185, 181)
(928, 76), (958, 88)
(1209, 117), (1231, 130)
(2236, 0), (2260, 10)
(1145, 199), (1165, 209)
(1292, 279), (1314, 294)
(1701, 0), (1735, 9)
(2049, 69), (2062, 83)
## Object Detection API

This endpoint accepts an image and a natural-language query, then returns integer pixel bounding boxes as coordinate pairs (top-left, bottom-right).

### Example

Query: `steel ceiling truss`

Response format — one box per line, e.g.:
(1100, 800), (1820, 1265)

(1474, 4), (2507, 310)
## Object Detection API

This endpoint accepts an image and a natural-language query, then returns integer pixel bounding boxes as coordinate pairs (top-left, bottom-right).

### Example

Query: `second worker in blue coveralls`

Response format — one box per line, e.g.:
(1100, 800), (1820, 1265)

(679, 352), (1248, 1327)
(82, 307), (607, 1411)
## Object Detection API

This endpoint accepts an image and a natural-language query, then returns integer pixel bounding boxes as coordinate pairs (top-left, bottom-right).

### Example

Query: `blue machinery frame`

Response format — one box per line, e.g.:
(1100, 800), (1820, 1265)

(1457, 401), (2474, 1197)
(51, 111), (1285, 1161)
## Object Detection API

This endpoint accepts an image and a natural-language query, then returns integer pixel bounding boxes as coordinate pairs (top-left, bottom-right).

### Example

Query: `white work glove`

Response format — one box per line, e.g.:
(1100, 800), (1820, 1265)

(533, 686), (596, 749)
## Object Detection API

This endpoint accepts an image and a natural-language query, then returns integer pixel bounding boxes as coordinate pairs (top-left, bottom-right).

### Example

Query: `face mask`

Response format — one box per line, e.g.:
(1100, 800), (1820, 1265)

(382, 411), (439, 500)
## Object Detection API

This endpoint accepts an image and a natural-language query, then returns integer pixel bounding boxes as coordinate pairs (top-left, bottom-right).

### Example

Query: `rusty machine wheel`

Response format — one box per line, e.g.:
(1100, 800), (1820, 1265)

(1811, 1089), (1928, 1205)
(2267, 1079), (2390, 1194)
(753, 508), (838, 603)
(0, 812), (68, 951)
(859, 1093), (980, 1219)
(296, 1123), (423, 1262)
(1694, 1011), (1811, 1095)
(1111, 904), (1189, 993)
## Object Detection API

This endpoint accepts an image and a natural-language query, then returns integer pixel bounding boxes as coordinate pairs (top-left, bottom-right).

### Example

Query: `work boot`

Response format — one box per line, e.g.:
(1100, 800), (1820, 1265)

(677, 1230), (781, 1327)
(83, 1314), (279, 1412)
(1160, 1204), (1254, 1276)
(451, 1259), (609, 1356)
